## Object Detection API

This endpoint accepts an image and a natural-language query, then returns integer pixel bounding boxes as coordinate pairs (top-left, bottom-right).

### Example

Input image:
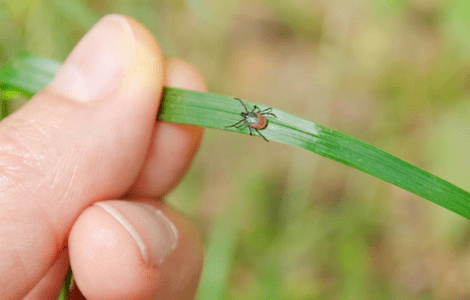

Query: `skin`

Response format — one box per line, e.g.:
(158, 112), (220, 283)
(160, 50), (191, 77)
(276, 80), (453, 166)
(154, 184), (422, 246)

(0, 15), (204, 300)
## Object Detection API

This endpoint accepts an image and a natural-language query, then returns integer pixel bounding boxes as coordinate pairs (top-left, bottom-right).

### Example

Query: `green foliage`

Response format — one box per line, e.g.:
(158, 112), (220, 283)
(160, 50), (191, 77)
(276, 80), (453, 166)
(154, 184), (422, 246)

(2, 53), (470, 220)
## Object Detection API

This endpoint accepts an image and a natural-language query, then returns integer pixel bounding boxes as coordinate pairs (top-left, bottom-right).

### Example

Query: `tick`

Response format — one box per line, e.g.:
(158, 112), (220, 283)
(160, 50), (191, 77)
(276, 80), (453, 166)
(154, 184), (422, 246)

(226, 98), (276, 142)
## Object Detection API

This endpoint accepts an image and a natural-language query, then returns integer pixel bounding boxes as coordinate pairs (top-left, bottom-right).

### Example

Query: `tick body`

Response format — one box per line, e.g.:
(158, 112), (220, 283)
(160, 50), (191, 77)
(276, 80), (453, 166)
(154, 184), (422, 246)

(226, 98), (276, 142)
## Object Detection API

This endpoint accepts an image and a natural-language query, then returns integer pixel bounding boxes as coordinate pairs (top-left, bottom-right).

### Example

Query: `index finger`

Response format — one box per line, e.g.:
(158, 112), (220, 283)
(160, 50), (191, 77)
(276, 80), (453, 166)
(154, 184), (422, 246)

(127, 58), (205, 197)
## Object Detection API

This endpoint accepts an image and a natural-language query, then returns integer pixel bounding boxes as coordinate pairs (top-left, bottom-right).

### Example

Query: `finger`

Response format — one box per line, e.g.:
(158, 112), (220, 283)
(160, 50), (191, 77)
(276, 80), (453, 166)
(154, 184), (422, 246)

(0, 14), (163, 299)
(128, 58), (205, 197)
(69, 200), (204, 300)
(22, 250), (69, 300)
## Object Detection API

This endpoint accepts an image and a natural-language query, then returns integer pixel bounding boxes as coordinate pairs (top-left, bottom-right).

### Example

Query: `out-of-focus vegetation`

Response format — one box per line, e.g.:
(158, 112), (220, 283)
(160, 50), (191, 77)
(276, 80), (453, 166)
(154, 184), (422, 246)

(2, 0), (470, 299)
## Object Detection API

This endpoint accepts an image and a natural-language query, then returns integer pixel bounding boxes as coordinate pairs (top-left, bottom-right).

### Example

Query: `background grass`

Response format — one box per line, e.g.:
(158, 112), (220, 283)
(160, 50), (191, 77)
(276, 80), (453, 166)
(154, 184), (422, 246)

(2, 0), (470, 299)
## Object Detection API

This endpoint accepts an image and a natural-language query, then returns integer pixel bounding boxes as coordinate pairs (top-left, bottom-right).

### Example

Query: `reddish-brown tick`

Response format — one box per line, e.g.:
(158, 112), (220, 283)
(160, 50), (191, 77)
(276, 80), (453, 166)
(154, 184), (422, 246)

(226, 98), (276, 142)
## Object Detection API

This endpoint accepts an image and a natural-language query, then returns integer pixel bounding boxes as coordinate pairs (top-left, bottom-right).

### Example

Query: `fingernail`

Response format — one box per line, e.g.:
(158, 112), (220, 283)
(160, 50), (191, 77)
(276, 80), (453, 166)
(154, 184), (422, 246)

(49, 14), (136, 102)
(94, 201), (179, 266)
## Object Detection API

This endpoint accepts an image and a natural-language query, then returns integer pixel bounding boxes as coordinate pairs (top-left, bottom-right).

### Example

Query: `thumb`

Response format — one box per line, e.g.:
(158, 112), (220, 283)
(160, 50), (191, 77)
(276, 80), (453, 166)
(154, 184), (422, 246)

(0, 14), (163, 299)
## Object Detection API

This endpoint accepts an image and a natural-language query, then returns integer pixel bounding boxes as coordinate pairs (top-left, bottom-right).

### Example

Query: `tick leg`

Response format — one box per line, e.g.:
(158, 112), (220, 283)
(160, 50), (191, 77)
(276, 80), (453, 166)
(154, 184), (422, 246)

(259, 107), (272, 113)
(234, 98), (250, 113)
(262, 112), (277, 118)
(255, 128), (269, 142)
(226, 119), (246, 128)
(247, 126), (253, 136)
(234, 121), (247, 128)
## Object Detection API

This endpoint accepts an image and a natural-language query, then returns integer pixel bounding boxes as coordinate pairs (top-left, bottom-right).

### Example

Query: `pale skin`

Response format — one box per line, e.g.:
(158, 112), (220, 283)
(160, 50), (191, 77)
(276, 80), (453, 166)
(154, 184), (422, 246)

(0, 15), (204, 300)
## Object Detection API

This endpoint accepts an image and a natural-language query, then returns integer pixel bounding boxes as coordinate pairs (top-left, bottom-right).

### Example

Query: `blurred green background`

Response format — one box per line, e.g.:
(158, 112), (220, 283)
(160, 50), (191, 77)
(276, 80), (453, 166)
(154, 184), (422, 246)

(2, 0), (470, 299)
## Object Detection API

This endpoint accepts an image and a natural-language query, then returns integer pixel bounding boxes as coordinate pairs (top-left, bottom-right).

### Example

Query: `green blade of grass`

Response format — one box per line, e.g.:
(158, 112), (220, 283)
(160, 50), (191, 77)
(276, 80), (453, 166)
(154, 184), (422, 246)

(1, 52), (470, 219)
(0, 52), (60, 97)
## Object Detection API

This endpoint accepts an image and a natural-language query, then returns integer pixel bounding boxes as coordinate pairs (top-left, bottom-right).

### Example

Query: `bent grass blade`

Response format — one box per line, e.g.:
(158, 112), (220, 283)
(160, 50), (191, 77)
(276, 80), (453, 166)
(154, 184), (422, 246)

(1, 53), (470, 219)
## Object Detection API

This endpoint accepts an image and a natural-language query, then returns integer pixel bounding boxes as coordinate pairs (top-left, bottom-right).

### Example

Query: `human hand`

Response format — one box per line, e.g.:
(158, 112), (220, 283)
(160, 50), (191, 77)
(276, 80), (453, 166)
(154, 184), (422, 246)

(0, 15), (204, 300)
